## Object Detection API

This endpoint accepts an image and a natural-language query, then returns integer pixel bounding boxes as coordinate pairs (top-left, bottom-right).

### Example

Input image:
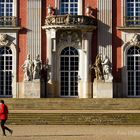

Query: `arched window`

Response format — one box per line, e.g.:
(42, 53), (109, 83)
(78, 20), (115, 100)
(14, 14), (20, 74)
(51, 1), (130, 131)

(60, 46), (79, 97)
(0, 47), (12, 96)
(127, 46), (140, 96)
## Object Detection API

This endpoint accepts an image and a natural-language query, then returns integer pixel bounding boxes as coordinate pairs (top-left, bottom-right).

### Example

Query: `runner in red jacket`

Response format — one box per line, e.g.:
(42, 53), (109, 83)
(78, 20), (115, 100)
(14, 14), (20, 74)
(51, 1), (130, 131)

(0, 100), (13, 136)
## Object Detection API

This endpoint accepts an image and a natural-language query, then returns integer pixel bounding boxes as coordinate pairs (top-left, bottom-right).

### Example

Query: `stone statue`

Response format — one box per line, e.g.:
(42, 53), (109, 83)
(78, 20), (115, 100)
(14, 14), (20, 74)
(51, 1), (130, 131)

(102, 55), (113, 81)
(91, 54), (104, 80)
(33, 55), (42, 80)
(47, 5), (53, 16)
(22, 54), (33, 81)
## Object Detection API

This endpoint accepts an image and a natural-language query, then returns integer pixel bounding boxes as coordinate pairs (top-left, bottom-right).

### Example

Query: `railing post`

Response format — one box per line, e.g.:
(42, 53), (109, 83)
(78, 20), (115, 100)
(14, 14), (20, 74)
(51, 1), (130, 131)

(124, 16), (126, 27)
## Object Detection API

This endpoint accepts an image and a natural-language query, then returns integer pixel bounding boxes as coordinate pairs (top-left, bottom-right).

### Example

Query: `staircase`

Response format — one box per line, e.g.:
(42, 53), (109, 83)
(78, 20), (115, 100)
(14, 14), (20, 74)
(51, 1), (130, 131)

(2, 98), (140, 125)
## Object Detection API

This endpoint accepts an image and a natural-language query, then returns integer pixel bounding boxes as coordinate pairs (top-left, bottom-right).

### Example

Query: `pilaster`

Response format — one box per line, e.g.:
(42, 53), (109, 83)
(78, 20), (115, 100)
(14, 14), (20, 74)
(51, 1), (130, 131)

(79, 31), (93, 98)
(45, 29), (57, 97)
(27, 0), (42, 59)
(98, 0), (112, 61)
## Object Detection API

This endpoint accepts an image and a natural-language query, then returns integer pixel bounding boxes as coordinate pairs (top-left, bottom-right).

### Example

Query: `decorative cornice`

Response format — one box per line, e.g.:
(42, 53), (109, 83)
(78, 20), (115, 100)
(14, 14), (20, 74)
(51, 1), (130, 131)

(42, 25), (96, 31)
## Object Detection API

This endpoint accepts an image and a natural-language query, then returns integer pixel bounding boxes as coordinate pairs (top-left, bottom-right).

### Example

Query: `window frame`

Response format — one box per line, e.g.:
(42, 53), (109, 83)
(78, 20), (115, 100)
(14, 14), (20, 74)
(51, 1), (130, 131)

(125, 0), (140, 26)
(55, 0), (83, 15)
(60, 46), (79, 97)
(0, 0), (17, 17)
(126, 46), (140, 97)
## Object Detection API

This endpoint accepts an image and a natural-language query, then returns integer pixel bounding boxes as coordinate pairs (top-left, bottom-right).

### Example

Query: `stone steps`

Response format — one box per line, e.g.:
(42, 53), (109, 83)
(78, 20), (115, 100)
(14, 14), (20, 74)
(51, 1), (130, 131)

(8, 112), (140, 125)
(3, 98), (140, 110)
(2, 98), (140, 125)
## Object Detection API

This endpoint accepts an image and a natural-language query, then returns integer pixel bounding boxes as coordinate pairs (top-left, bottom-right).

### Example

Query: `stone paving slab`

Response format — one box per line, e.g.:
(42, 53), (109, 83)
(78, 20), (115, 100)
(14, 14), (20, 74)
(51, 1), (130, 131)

(0, 125), (140, 140)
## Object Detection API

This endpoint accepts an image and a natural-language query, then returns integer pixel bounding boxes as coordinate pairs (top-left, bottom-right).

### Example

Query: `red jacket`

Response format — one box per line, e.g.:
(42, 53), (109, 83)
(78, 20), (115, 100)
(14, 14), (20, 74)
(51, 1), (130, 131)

(0, 103), (8, 120)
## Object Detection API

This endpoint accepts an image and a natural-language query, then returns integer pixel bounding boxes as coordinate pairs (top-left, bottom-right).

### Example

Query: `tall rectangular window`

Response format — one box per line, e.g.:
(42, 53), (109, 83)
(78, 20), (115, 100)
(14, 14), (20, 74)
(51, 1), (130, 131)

(0, 0), (13, 16)
(60, 0), (78, 15)
(126, 0), (140, 26)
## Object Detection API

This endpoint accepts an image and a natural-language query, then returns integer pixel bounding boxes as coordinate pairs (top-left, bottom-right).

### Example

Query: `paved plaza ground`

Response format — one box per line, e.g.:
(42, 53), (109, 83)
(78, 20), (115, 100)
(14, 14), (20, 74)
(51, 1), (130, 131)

(0, 125), (140, 140)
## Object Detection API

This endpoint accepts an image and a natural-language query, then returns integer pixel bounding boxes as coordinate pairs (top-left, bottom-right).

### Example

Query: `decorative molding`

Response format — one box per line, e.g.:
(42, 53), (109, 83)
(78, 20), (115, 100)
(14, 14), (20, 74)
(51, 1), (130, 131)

(129, 33), (140, 46)
(123, 33), (140, 51)
(42, 15), (97, 31)
(0, 34), (9, 46)
(57, 31), (81, 48)
(45, 15), (97, 26)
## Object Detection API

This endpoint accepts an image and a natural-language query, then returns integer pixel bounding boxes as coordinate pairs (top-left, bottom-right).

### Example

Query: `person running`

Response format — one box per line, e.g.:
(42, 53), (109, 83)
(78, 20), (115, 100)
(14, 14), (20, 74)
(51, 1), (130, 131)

(0, 100), (13, 136)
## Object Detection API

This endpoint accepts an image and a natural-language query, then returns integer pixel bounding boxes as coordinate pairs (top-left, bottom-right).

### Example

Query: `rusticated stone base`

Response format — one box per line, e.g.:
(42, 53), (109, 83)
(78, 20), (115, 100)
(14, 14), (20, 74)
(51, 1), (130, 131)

(93, 80), (113, 98)
(23, 80), (41, 98)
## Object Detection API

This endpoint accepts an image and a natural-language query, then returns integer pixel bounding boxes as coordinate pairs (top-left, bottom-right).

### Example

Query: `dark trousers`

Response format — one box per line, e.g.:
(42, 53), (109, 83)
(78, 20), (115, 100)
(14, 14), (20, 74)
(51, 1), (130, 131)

(1, 120), (11, 135)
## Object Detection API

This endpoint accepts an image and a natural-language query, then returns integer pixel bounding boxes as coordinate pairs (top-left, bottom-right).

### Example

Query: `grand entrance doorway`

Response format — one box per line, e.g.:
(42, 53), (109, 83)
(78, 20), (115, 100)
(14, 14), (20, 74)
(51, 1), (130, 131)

(0, 47), (13, 97)
(127, 46), (140, 97)
(60, 47), (79, 97)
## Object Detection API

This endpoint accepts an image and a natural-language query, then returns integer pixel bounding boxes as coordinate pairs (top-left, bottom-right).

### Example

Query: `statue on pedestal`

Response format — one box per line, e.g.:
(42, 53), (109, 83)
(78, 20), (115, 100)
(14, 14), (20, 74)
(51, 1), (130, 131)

(90, 54), (113, 82)
(22, 54), (33, 81)
(102, 55), (113, 81)
(90, 54), (104, 80)
(33, 55), (42, 80)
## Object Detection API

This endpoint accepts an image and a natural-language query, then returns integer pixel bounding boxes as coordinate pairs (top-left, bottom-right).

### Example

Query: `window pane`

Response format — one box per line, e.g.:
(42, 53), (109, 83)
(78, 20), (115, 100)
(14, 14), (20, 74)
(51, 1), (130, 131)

(0, 0), (13, 16)
(127, 0), (140, 25)
(60, 0), (78, 15)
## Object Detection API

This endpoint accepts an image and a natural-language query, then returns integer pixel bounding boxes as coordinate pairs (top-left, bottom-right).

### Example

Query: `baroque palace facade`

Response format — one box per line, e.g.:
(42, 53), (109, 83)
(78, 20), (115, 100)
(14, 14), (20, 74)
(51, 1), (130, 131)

(0, 0), (140, 98)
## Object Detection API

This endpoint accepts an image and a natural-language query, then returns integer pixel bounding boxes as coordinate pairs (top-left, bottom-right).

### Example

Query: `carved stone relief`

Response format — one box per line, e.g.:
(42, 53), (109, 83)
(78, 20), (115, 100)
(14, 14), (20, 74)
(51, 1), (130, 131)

(129, 33), (140, 46)
(57, 31), (81, 47)
(0, 34), (9, 46)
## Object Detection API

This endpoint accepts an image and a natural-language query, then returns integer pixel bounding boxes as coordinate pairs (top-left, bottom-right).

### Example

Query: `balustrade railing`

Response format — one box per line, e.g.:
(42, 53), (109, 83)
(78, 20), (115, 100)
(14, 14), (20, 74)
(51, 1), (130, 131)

(45, 15), (97, 26)
(0, 16), (19, 27)
(125, 16), (140, 27)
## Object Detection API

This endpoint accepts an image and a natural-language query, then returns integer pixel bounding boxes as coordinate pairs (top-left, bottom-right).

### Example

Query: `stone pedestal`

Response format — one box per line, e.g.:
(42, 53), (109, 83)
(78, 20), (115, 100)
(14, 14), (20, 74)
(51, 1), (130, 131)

(24, 80), (41, 98)
(93, 80), (113, 98)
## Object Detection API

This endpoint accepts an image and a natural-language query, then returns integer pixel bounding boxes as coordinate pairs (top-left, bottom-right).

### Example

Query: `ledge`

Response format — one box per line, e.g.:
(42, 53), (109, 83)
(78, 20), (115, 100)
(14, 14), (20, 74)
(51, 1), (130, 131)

(0, 26), (21, 31)
(42, 24), (96, 31)
(117, 26), (140, 31)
